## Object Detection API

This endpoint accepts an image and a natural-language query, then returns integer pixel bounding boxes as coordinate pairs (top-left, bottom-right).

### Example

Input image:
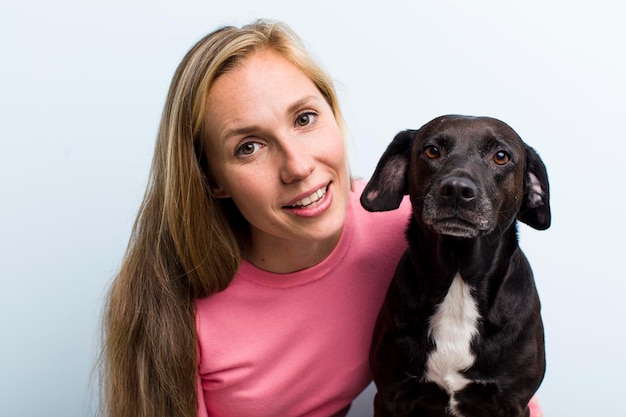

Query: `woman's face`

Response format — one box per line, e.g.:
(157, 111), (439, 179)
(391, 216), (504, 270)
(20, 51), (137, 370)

(203, 49), (350, 268)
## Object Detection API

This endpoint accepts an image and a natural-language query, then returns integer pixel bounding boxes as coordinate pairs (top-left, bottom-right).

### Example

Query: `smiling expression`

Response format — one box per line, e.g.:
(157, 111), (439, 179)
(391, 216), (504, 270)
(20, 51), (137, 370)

(202, 49), (350, 271)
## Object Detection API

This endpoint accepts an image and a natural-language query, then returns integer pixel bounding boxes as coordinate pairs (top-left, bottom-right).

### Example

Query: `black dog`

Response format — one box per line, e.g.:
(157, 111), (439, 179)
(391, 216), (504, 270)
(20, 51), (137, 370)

(361, 115), (549, 417)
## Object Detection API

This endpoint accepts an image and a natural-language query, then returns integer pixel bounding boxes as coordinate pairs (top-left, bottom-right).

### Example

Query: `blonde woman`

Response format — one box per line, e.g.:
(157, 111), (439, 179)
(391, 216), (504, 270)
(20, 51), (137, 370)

(101, 19), (543, 417)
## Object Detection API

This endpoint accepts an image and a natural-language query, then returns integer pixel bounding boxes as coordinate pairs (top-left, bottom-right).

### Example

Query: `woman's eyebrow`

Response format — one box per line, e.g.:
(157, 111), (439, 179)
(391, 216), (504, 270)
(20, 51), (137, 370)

(222, 125), (259, 141)
(221, 95), (321, 141)
(286, 95), (319, 115)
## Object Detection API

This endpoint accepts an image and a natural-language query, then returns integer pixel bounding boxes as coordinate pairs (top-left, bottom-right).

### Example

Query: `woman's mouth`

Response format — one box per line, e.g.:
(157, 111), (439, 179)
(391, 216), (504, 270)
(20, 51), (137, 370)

(290, 186), (327, 208)
(284, 185), (333, 218)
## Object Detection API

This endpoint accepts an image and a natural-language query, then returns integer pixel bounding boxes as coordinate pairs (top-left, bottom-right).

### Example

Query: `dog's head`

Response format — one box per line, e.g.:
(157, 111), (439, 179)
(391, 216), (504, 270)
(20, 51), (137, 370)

(361, 115), (551, 238)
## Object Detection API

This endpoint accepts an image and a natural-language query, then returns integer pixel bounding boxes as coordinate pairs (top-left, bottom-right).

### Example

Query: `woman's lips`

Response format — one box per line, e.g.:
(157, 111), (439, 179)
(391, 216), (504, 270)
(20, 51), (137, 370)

(284, 184), (332, 217)
(290, 186), (327, 208)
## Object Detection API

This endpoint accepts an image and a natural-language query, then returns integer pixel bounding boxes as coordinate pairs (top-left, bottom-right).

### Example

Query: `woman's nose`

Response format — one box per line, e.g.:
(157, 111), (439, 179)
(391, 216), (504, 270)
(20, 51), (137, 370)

(279, 140), (315, 184)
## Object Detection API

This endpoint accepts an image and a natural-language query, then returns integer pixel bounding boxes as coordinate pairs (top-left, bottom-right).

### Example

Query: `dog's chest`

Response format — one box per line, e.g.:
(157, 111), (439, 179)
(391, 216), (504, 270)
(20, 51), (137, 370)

(424, 273), (480, 397)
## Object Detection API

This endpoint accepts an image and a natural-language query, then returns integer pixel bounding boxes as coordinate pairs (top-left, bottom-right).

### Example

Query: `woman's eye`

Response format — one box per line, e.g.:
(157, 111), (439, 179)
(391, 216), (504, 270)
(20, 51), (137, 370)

(295, 112), (316, 127)
(493, 150), (510, 165)
(236, 142), (261, 156)
(424, 145), (441, 159)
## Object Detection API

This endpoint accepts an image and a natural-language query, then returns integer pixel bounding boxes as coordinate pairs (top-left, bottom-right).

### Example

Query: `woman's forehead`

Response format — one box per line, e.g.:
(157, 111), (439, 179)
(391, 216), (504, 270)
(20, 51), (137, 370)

(203, 50), (326, 137)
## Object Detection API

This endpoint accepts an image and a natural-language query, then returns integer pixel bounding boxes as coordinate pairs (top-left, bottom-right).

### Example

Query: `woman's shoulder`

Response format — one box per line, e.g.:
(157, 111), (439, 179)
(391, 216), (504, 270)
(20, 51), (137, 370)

(345, 179), (410, 276)
(348, 179), (411, 257)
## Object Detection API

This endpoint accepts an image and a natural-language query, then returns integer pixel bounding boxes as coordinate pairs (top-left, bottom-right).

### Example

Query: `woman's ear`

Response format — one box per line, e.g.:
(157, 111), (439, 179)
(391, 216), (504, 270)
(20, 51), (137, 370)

(205, 168), (230, 199)
(203, 160), (230, 199)
(210, 182), (230, 199)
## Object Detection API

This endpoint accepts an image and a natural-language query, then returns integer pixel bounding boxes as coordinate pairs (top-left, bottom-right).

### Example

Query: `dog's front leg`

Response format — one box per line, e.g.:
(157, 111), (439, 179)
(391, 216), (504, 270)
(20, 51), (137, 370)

(371, 272), (448, 416)
(453, 381), (533, 417)
(374, 380), (450, 417)
(370, 301), (421, 416)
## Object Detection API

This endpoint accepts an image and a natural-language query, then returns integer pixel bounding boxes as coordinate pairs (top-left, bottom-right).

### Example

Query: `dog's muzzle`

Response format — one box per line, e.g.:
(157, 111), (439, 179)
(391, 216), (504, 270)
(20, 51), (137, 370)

(422, 176), (494, 238)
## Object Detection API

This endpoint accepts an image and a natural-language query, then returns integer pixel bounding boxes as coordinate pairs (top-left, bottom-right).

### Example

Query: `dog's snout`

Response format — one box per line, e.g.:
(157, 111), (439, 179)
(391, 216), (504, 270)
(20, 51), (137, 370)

(439, 177), (478, 205)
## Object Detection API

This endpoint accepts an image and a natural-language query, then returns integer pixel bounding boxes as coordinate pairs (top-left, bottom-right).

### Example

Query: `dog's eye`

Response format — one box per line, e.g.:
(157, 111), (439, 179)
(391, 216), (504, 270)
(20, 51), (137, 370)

(493, 151), (510, 165)
(424, 145), (441, 159)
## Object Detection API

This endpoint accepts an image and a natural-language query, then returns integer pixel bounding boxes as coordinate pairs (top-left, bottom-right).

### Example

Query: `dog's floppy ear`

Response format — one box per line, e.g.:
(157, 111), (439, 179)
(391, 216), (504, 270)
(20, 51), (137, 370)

(360, 129), (415, 212)
(517, 145), (551, 230)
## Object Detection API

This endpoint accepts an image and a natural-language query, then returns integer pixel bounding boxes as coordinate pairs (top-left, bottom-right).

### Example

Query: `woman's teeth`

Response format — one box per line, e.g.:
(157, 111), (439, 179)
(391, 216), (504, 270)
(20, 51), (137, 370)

(292, 187), (327, 208)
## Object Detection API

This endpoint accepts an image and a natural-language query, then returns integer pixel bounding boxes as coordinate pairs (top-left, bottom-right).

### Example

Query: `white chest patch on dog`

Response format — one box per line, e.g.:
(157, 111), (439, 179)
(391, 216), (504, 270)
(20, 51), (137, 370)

(425, 273), (480, 414)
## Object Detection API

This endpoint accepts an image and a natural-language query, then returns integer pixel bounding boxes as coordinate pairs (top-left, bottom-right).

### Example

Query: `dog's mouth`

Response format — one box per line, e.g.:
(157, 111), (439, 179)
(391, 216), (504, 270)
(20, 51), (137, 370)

(422, 193), (495, 239)
(426, 217), (483, 239)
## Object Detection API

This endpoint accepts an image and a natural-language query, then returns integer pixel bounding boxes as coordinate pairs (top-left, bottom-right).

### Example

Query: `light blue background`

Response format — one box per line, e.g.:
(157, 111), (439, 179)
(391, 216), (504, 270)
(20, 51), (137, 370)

(1, 1), (624, 416)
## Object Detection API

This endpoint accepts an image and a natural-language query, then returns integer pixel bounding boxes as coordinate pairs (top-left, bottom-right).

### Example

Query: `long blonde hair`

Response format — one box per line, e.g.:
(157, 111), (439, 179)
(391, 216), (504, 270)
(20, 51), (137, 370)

(101, 19), (346, 417)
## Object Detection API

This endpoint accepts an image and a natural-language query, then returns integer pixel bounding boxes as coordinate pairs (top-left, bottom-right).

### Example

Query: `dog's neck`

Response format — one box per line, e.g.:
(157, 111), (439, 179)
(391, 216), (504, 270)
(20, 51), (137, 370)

(406, 219), (521, 288)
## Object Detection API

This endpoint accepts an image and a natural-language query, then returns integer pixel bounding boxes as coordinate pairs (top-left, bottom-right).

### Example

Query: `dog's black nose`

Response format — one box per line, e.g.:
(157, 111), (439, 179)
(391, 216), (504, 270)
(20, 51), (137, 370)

(439, 176), (478, 206)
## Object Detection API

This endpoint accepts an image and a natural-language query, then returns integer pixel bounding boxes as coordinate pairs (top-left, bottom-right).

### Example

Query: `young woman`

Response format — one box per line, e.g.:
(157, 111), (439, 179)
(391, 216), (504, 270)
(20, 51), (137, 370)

(101, 19), (543, 417)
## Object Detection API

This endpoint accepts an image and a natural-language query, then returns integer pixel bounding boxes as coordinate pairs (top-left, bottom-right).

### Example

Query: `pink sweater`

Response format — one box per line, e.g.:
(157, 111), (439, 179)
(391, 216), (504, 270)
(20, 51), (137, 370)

(195, 181), (544, 417)
(196, 181), (410, 416)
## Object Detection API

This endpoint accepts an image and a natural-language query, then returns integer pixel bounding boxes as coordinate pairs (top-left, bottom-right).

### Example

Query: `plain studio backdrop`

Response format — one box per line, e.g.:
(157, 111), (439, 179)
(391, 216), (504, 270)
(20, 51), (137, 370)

(1, 0), (624, 416)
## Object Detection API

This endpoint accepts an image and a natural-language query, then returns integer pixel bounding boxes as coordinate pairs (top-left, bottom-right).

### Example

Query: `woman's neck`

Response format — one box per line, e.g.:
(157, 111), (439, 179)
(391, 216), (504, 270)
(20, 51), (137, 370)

(244, 230), (342, 274)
